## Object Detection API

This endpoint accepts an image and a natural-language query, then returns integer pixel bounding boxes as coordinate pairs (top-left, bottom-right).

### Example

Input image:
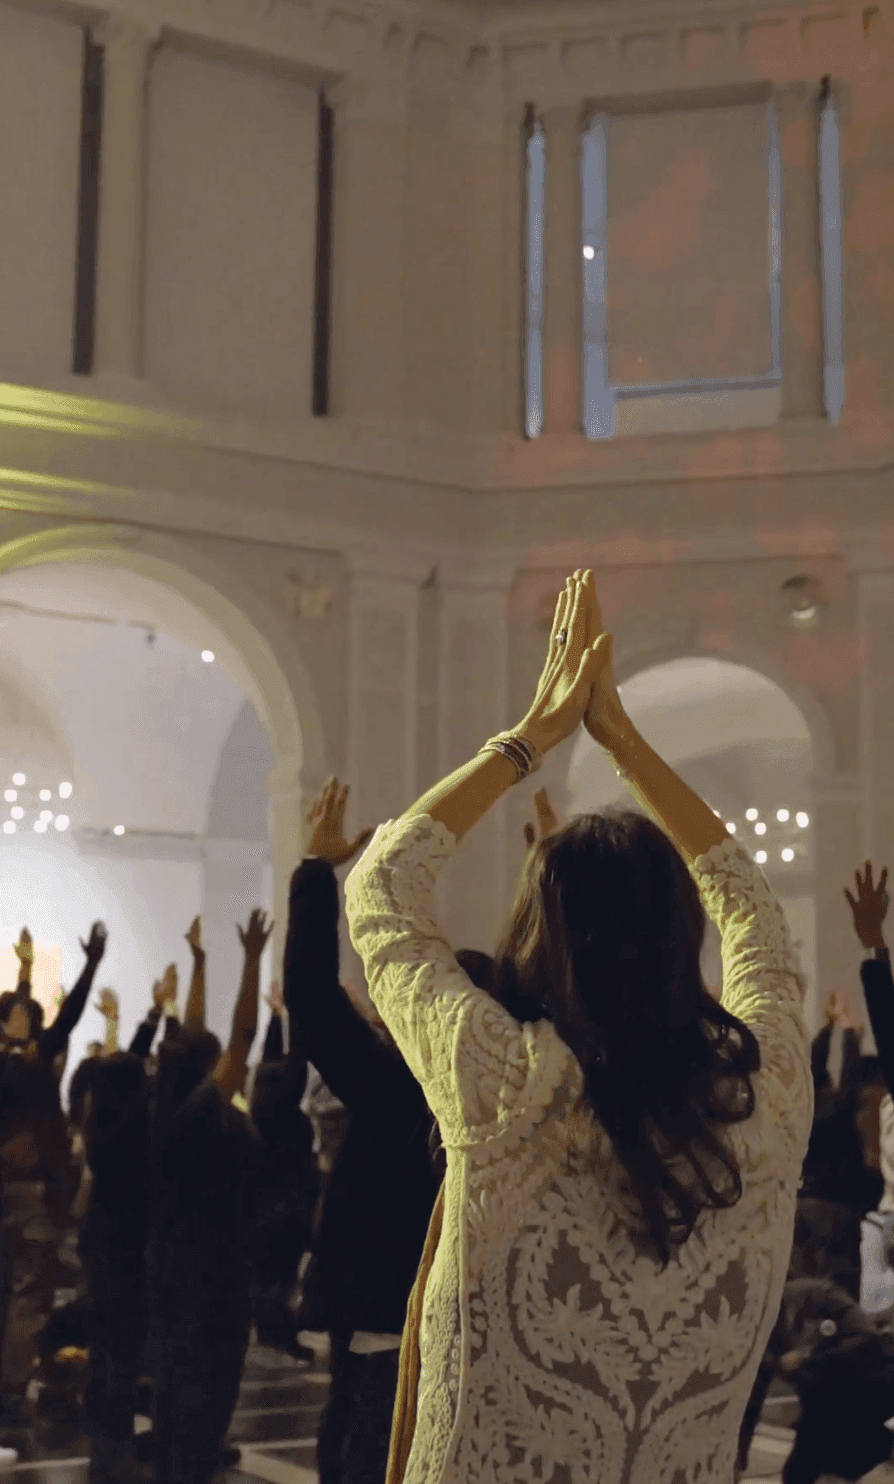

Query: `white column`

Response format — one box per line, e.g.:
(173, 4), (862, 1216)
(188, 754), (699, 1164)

(435, 561), (514, 954)
(776, 82), (825, 421)
(858, 572), (894, 874)
(328, 71), (408, 422)
(810, 770), (865, 1046)
(542, 105), (584, 436)
(93, 18), (159, 382)
(342, 548), (430, 988)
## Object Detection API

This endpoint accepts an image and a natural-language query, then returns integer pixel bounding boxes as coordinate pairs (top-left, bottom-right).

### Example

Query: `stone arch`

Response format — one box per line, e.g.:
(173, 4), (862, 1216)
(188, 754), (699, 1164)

(0, 523), (327, 979)
(0, 523), (324, 779)
(609, 637), (837, 781)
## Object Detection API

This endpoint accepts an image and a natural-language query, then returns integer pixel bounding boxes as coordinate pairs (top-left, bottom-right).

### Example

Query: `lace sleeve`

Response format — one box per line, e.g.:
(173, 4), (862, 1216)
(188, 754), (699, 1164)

(689, 835), (814, 1161)
(344, 815), (577, 1150)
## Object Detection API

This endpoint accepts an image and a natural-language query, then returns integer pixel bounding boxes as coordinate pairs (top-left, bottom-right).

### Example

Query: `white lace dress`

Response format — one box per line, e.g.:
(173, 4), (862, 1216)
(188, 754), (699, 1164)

(344, 815), (814, 1484)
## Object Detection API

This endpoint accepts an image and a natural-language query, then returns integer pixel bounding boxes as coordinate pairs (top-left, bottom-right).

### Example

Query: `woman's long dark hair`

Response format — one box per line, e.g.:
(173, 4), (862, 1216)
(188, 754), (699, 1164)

(491, 810), (762, 1271)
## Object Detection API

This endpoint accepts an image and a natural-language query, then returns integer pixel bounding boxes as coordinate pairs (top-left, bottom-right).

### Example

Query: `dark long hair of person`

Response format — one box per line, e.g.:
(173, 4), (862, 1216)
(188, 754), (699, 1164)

(490, 810), (762, 1272)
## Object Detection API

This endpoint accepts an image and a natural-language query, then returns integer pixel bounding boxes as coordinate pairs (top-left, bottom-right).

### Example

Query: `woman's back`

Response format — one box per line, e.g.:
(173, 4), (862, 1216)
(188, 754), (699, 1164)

(345, 813), (814, 1484)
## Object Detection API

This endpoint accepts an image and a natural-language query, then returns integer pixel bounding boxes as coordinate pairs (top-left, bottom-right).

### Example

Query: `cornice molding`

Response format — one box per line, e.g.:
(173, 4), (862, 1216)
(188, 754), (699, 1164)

(3, 381), (894, 501)
(13, 0), (888, 97)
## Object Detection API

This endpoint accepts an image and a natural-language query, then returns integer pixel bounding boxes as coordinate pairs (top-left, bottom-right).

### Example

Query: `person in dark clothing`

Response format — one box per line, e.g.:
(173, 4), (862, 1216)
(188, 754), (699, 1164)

(735, 861), (894, 1480)
(70, 1051), (151, 1483)
(0, 923), (107, 1069)
(0, 923), (101, 1444)
(148, 911), (270, 1484)
(249, 982), (318, 1357)
(788, 992), (883, 1300)
(0, 1049), (81, 1442)
(285, 778), (492, 1484)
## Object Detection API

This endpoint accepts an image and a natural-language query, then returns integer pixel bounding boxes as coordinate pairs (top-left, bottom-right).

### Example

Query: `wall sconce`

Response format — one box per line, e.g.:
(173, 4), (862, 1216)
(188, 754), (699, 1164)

(781, 575), (826, 630)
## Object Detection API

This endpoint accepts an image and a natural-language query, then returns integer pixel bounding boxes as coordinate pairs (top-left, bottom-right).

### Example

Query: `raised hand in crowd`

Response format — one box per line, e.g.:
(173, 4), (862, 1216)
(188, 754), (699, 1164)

(153, 963), (179, 1014)
(523, 787), (562, 849)
(824, 990), (864, 1036)
(95, 987), (120, 1056)
(95, 988), (118, 1022)
(844, 863), (889, 952)
(13, 927), (34, 989)
(239, 909), (274, 960)
(185, 915), (204, 956)
(183, 918), (206, 1027)
(307, 777), (374, 867)
(79, 921), (107, 966)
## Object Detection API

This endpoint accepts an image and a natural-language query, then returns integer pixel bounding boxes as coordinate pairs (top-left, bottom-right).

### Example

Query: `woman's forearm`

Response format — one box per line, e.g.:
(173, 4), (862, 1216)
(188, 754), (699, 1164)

(609, 724), (729, 866)
(217, 950), (261, 1098)
(183, 949), (206, 1028)
(404, 748), (524, 844)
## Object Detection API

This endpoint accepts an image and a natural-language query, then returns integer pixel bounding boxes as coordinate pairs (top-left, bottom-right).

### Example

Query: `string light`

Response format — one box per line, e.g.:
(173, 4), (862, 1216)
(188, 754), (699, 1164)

(59, 783), (73, 799)
(777, 809), (790, 822)
(10, 807), (23, 820)
(755, 850), (767, 864)
(12, 773), (25, 786)
(39, 789), (51, 801)
(796, 812), (810, 827)
(113, 825), (125, 836)
(745, 808), (759, 821)
(754, 822), (767, 836)
(2, 822), (15, 835)
(3, 790), (15, 803)
(201, 650), (214, 663)
(54, 816), (70, 832)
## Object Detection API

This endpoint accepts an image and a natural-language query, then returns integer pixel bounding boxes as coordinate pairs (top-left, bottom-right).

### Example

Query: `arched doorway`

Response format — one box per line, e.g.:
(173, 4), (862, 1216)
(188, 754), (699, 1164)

(565, 656), (821, 1029)
(0, 526), (324, 1072)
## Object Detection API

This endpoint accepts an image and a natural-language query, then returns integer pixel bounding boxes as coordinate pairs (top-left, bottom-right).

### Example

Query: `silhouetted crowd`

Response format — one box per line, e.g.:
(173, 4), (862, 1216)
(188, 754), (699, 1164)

(0, 811), (893, 1484)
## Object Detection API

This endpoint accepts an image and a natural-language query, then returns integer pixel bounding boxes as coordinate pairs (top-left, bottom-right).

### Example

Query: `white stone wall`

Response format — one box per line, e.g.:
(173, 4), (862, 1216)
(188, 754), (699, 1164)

(0, 0), (891, 1059)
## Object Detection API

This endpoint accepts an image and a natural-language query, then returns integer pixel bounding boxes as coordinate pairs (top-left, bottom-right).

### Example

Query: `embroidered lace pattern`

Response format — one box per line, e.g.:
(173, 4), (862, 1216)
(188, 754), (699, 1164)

(345, 816), (814, 1484)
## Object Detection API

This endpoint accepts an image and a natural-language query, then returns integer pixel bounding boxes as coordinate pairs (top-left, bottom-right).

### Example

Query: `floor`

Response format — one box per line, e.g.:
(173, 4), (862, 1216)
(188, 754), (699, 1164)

(2, 1331), (893, 1484)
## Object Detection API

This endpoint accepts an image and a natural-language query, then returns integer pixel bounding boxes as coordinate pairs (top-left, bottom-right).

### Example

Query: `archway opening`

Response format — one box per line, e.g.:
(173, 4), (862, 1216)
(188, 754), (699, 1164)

(0, 555), (295, 1090)
(566, 656), (817, 1019)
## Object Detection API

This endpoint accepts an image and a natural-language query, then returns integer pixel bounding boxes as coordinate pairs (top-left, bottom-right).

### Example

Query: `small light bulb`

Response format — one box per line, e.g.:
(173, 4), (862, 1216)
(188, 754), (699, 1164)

(54, 815), (70, 832)
(781, 848), (795, 862)
(3, 790), (16, 803)
(10, 807), (23, 820)
(725, 822), (737, 834)
(12, 773), (25, 786)
(583, 245), (595, 260)
(59, 783), (73, 799)
(776, 809), (790, 823)
(113, 825), (125, 836)
(201, 650), (214, 663)
(40, 810), (52, 822)
(754, 822), (767, 836)
(39, 789), (51, 802)
(755, 850), (767, 864)
(3, 821), (16, 835)
(796, 811), (810, 828)
(33, 820), (47, 834)
(745, 808), (758, 821)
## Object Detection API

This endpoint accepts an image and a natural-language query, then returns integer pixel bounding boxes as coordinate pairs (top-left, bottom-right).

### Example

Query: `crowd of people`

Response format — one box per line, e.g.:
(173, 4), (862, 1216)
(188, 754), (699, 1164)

(0, 568), (892, 1484)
